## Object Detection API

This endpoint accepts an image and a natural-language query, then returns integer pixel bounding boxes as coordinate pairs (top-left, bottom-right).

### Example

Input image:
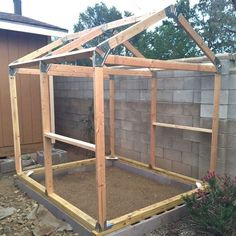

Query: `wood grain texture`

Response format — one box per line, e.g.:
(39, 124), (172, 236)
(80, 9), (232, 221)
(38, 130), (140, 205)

(94, 67), (106, 228)
(210, 74), (221, 172)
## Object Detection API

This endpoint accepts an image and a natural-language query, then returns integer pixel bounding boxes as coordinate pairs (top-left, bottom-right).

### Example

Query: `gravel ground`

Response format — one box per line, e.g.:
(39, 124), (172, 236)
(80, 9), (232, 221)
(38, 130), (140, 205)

(0, 173), (212, 236)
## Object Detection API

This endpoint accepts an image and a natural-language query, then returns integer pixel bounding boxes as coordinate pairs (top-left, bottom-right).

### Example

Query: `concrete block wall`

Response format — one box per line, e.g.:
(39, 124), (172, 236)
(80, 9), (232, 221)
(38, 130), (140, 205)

(54, 54), (236, 179)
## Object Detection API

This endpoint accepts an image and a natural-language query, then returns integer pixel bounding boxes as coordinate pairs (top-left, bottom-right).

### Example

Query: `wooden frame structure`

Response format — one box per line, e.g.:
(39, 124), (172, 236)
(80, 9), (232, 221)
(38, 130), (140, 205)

(9, 5), (221, 234)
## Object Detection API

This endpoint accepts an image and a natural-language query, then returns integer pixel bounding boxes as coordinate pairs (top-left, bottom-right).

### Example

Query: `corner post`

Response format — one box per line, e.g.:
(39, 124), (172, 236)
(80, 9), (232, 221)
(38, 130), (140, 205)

(109, 76), (115, 157)
(210, 73), (221, 172)
(9, 69), (22, 174)
(94, 67), (107, 229)
(149, 72), (157, 168)
(39, 62), (53, 195)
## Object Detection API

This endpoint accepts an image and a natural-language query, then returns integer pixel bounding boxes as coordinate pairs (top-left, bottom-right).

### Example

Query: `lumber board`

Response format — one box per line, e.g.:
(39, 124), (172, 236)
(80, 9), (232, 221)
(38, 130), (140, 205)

(92, 187), (200, 235)
(48, 64), (94, 78)
(105, 55), (217, 72)
(177, 14), (216, 65)
(153, 122), (212, 133)
(98, 9), (166, 51)
(9, 76), (22, 174)
(94, 67), (106, 228)
(210, 73), (221, 172)
(49, 76), (55, 144)
(40, 71), (53, 195)
(26, 158), (96, 175)
(122, 40), (145, 58)
(118, 155), (199, 184)
(104, 67), (152, 77)
(44, 132), (96, 151)
(18, 173), (97, 230)
(17, 68), (40, 75)
(149, 75), (157, 167)
(9, 47), (95, 68)
(52, 28), (103, 55)
(109, 78), (115, 157)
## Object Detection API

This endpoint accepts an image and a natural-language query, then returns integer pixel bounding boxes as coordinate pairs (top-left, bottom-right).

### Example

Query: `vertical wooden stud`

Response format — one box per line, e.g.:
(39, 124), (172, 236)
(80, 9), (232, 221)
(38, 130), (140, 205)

(109, 76), (115, 157)
(49, 75), (55, 144)
(210, 73), (221, 172)
(40, 63), (53, 195)
(94, 67), (106, 229)
(9, 75), (22, 174)
(149, 73), (157, 168)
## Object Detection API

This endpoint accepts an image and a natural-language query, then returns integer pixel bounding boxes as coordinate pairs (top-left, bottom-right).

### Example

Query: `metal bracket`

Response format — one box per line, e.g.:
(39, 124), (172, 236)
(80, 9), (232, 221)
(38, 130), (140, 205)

(39, 61), (50, 73)
(9, 67), (17, 77)
(93, 42), (111, 67)
(165, 5), (178, 21)
(214, 57), (222, 73)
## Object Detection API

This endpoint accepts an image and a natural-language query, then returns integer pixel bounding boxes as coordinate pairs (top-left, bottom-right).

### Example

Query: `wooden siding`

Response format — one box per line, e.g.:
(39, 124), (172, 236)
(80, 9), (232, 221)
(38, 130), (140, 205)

(0, 29), (47, 156)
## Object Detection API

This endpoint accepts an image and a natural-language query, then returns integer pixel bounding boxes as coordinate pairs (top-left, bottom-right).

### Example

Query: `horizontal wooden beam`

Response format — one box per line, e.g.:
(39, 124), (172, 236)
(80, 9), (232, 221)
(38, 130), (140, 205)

(27, 158), (96, 175)
(17, 64), (152, 78)
(9, 47), (95, 68)
(18, 173), (97, 230)
(153, 122), (212, 133)
(105, 55), (217, 72)
(45, 132), (95, 151)
(104, 67), (152, 77)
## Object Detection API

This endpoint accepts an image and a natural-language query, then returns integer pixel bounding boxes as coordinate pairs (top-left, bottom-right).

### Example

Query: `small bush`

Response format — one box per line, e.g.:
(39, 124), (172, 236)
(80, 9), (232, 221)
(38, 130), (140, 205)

(183, 172), (236, 236)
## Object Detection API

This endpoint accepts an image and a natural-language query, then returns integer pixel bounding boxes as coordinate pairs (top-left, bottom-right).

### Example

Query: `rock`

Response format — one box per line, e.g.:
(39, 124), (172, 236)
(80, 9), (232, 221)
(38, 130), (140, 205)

(0, 207), (16, 220)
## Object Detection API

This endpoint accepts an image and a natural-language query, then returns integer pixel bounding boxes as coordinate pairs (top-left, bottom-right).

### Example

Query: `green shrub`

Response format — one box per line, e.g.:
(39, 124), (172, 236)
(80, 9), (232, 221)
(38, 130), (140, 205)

(183, 172), (236, 236)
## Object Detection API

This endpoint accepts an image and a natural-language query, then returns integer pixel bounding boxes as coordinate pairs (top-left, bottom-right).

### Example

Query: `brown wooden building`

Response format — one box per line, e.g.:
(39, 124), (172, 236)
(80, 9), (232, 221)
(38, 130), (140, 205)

(0, 1), (67, 156)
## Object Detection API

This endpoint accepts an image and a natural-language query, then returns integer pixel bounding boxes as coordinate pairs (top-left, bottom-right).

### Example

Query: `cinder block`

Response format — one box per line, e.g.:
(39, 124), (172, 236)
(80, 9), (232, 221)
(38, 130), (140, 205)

(172, 161), (192, 176)
(126, 91), (140, 101)
(201, 90), (228, 105)
(164, 148), (181, 161)
(0, 158), (15, 173)
(228, 90), (236, 104)
(229, 74), (236, 89)
(200, 104), (228, 119)
(158, 104), (184, 115)
(183, 130), (201, 142)
(164, 78), (184, 90)
(172, 139), (192, 152)
(194, 91), (201, 103)
(228, 105), (236, 119)
(173, 115), (192, 126)
(183, 104), (200, 116)
(201, 76), (214, 90)
(181, 152), (199, 166)
(156, 158), (172, 171)
(173, 90), (193, 103)
(183, 77), (201, 90)
(140, 90), (150, 101)
(191, 142), (199, 154)
(227, 120), (236, 134)
(37, 149), (68, 165)
(157, 91), (173, 103)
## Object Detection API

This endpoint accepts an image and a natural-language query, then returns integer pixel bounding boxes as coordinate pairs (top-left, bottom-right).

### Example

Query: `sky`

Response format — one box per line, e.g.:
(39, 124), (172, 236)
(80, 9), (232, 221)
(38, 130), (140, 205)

(1, 0), (199, 33)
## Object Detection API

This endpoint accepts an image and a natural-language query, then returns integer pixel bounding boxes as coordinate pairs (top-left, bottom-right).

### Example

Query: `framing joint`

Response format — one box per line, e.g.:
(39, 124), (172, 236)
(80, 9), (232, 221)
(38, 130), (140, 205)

(214, 57), (222, 73)
(39, 61), (50, 73)
(9, 67), (17, 77)
(93, 42), (110, 66)
(165, 5), (178, 21)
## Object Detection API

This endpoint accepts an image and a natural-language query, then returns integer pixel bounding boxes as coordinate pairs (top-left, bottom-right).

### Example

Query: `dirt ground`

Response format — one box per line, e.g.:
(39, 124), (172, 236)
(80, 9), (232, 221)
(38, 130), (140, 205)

(0, 173), (77, 236)
(0, 171), (207, 236)
(39, 166), (186, 220)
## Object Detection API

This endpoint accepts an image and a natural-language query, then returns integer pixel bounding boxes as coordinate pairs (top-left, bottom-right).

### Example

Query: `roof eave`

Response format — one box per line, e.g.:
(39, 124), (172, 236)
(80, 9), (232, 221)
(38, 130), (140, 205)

(0, 20), (68, 37)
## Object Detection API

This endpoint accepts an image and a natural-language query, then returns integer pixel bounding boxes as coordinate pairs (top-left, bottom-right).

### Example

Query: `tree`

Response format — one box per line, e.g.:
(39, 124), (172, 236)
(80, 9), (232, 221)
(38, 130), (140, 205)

(73, 0), (236, 60)
(74, 2), (131, 54)
(192, 0), (236, 53)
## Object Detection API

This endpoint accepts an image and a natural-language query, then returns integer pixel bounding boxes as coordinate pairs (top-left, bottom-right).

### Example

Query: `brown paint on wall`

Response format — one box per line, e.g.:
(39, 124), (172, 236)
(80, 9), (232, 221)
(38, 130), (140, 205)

(0, 29), (47, 156)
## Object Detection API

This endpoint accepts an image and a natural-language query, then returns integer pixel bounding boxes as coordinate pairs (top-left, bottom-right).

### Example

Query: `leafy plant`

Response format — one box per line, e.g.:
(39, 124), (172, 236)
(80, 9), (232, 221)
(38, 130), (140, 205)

(183, 172), (236, 236)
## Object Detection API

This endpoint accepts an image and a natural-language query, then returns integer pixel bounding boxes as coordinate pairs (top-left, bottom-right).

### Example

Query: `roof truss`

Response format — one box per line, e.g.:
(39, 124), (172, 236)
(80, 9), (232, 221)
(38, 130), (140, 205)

(9, 4), (221, 72)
